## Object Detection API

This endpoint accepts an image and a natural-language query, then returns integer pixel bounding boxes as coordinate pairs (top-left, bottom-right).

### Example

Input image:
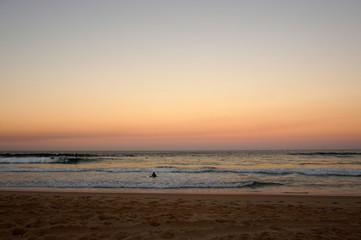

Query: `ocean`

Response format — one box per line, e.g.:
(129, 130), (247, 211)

(0, 150), (360, 195)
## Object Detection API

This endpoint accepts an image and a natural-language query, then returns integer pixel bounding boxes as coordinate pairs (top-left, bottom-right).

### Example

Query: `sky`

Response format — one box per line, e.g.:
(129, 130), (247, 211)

(1, 0), (361, 151)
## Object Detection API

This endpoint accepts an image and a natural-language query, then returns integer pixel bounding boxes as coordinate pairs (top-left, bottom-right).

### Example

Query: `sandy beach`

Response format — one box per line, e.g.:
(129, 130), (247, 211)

(0, 191), (360, 239)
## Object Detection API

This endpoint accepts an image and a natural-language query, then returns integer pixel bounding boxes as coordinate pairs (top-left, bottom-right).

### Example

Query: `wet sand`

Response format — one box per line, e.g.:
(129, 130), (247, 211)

(0, 191), (360, 239)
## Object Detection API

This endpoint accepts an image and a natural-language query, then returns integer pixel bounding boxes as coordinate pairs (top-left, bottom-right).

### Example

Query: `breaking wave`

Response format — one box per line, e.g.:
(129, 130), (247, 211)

(0, 157), (71, 164)
(0, 154), (96, 164)
(0, 153), (96, 157)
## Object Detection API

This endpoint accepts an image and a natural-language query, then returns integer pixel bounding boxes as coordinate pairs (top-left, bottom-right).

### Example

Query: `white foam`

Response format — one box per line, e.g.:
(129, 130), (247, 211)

(0, 157), (68, 164)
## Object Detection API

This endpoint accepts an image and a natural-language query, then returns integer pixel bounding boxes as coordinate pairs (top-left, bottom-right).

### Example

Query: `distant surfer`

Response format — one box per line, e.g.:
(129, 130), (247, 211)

(150, 172), (157, 178)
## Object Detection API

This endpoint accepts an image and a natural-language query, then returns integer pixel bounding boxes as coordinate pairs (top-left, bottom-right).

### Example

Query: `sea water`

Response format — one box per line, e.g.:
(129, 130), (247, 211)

(0, 150), (360, 195)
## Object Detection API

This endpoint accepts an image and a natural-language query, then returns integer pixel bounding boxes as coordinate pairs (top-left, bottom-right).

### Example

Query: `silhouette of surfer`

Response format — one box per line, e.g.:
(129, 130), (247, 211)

(150, 172), (157, 178)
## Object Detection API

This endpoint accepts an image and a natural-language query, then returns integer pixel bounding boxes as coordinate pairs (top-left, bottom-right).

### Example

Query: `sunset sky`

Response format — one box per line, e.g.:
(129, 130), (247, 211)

(1, 0), (361, 151)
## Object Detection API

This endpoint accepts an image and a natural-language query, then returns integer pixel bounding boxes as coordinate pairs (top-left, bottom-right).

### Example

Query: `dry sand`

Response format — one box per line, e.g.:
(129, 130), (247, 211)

(0, 191), (360, 240)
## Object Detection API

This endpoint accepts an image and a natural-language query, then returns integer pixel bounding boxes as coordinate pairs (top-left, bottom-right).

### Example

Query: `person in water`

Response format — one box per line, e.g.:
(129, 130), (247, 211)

(150, 172), (157, 177)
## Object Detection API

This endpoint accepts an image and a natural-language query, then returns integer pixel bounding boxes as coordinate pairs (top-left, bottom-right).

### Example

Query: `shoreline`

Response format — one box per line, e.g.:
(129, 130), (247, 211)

(1, 187), (360, 196)
(1, 190), (361, 202)
(1, 189), (361, 201)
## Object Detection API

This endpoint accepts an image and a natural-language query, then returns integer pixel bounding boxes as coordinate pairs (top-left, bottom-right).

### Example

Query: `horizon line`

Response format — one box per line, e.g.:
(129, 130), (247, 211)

(1, 148), (360, 152)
